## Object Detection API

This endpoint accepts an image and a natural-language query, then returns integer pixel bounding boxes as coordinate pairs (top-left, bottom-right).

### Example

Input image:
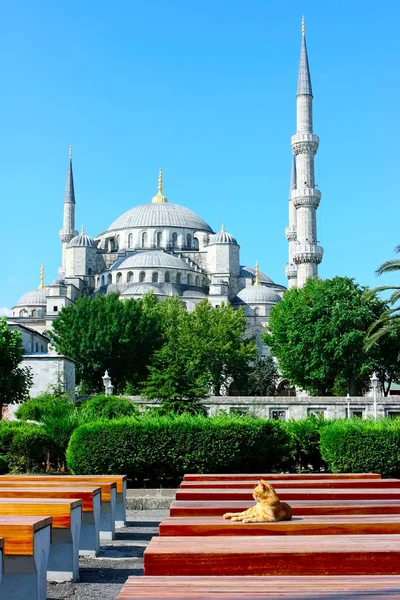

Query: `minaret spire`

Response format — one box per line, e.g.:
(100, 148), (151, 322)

(254, 261), (261, 286)
(39, 265), (45, 289)
(152, 168), (168, 204)
(59, 146), (78, 270)
(287, 17), (323, 288)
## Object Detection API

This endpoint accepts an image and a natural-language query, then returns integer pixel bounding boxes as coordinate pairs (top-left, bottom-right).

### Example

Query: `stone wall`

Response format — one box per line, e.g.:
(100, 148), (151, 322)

(22, 355), (76, 399)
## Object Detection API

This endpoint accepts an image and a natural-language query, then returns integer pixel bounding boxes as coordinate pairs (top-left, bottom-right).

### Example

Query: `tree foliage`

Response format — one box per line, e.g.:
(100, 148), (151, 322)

(52, 293), (162, 393)
(263, 277), (387, 396)
(0, 318), (32, 416)
(239, 355), (279, 396)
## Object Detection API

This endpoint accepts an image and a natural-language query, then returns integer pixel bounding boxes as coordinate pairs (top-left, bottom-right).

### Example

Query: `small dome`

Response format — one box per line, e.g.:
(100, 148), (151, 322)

(15, 288), (47, 307)
(240, 265), (274, 285)
(237, 285), (281, 305)
(208, 223), (237, 245)
(111, 251), (189, 271)
(68, 227), (97, 248)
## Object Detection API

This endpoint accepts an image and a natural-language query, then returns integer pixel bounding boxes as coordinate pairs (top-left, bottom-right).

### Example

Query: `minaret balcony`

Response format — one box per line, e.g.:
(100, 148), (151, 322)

(291, 187), (321, 209)
(59, 229), (78, 244)
(292, 243), (324, 265)
(291, 133), (319, 155)
(285, 226), (297, 241)
(285, 265), (297, 279)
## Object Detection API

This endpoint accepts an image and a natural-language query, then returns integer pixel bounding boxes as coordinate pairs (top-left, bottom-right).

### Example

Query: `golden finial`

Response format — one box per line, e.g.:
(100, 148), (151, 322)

(302, 15), (305, 35)
(39, 265), (45, 289)
(221, 222), (225, 233)
(254, 261), (261, 286)
(69, 144), (72, 160)
(81, 225), (85, 235)
(152, 168), (168, 204)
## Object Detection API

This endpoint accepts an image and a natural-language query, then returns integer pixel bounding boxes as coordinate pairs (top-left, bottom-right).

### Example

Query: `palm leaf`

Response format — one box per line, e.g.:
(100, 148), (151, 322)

(376, 259), (400, 276)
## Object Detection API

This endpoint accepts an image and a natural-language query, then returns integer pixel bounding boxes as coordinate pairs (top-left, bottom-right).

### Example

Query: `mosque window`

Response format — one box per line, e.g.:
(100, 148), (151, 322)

(172, 232), (178, 248)
(128, 233), (133, 248)
(152, 272), (159, 283)
(176, 273), (182, 284)
(88, 268), (92, 275)
(36, 342), (39, 352)
(19, 310), (24, 317)
(254, 307), (260, 315)
(41, 345), (44, 352)
(187, 234), (192, 248)
(157, 232), (163, 247)
(187, 273), (192, 285)
(164, 272), (170, 283)
(107, 274), (112, 284)
(141, 232), (148, 248)
(195, 275), (200, 286)
(53, 306), (58, 312)
(127, 271), (133, 282)
(96, 277), (100, 287)
(139, 271), (146, 282)
(116, 272), (122, 283)
(193, 237), (199, 250)
(101, 275), (105, 286)
(32, 310), (38, 318)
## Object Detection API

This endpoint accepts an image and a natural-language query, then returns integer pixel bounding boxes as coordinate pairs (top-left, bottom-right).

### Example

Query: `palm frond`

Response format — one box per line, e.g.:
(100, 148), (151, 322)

(365, 321), (398, 349)
(389, 290), (400, 306)
(395, 244), (400, 254)
(376, 259), (400, 276)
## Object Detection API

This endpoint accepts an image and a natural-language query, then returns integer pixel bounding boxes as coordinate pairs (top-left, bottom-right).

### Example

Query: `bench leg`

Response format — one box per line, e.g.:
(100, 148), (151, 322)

(100, 489), (116, 540)
(47, 506), (82, 582)
(0, 525), (50, 600)
(80, 494), (101, 557)
(115, 483), (127, 528)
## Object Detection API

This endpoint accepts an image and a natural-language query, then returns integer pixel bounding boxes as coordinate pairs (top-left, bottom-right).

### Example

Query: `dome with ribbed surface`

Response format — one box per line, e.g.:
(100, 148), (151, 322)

(120, 283), (166, 297)
(237, 285), (281, 304)
(107, 203), (213, 232)
(208, 230), (238, 245)
(111, 251), (189, 271)
(68, 232), (97, 248)
(15, 288), (47, 307)
(240, 266), (274, 285)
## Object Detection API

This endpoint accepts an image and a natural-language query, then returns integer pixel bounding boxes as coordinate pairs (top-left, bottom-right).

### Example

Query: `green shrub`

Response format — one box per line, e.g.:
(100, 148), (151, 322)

(16, 394), (73, 422)
(320, 419), (400, 478)
(0, 455), (8, 474)
(79, 394), (138, 421)
(284, 415), (328, 472)
(66, 414), (291, 482)
(8, 426), (51, 473)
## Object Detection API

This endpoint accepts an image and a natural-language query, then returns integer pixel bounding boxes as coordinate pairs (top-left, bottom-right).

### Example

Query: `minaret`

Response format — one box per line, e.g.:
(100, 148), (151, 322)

(285, 155), (298, 287)
(59, 145), (78, 270)
(289, 17), (323, 287)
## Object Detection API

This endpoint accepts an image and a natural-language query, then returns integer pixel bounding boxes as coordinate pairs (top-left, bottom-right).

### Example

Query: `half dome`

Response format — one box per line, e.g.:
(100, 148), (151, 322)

(237, 285), (281, 304)
(15, 288), (47, 307)
(111, 251), (189, 271)
(240, 266), (274, 285)
(107, 203), (213, 233)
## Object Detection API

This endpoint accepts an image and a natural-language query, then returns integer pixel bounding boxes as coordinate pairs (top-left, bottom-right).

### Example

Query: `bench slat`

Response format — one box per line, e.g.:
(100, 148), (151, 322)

(0, 487), (100, 511)
(175, 488), (400, 501)
(0, 516), (52, 556)
(0, 480), (115, 502)
(0, 499), (82, 528)
(0, 475), (126, 494)
(180, 479), (400, 489)
(183, 473), (382, 481)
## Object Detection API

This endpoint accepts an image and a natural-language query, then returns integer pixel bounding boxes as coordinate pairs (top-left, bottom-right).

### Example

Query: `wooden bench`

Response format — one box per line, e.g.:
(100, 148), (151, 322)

(180, 478), (400, 489)
(0, 516), (51, 600)
(0, 474), (127, 528)
(0, 486), (101, 556)
(183, 473), (382, 481)
(117, 575), (400, 599)
(170, 499), (400, 517)
(0, 498), (82, 582)
(159, 515), (400, 536)
(175, 488), (400, 501)
(144, 534), (400, 576)
(0, 479), (116, 540)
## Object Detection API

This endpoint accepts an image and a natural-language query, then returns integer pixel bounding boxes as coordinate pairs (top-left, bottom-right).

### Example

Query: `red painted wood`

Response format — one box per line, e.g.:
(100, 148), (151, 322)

(0, 487), (100, 512)
(170, 500), (400, 517)
(175, 488), (400, 502)
(144, 534), (400, 576)
(183, 473), (382, 481)
(180, 479), (400, 489)
(159, 515), (400, 536)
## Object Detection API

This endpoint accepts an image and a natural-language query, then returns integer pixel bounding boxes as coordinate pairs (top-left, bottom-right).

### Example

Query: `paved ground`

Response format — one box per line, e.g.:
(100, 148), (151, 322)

(47, 509), (169, 600)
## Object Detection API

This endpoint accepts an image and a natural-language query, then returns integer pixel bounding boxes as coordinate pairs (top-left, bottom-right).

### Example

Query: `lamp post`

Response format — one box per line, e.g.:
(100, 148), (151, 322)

(370, 372), (378, 420)
(102, 370), (114, 397)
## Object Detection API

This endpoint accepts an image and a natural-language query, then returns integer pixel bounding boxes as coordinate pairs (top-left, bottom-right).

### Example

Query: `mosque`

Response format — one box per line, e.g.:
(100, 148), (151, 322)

(9, 19), (323, 374)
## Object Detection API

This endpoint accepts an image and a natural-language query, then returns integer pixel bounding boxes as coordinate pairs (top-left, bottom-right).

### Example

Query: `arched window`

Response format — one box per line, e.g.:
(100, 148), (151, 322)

(127, 271), (133, 282)
(176, 273), (182, 284)
(139, 271), (146, 282)
(187, 273), (192, 285)
(141, 232), (147, 248)
(172, 232), (178, 248)
(203, 278), (207, 286)
(193, 237), (199, 250)
(35, 342), (39, 352)
(107, 273), (112, 284)
(187, 234), (192, 248)
(195, 275), (200, 286)
(101, 275), (105, 286)
(88, 268), (92, 275)
(165, 272), (170, 283)
(96, 277), (100, 287)
(116, 272), (122, 283)
(32, 309), (38, 318)
(152, 272), (159, 283)
(128, 233), (133, 248)
(157, 232), (163, 247)
(19, 310), (24, 317)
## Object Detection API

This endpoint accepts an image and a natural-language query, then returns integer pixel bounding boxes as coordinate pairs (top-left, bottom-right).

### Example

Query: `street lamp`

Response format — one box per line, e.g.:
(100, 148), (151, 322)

(102, 370), (114, 397)
(370, 372), (378, 420)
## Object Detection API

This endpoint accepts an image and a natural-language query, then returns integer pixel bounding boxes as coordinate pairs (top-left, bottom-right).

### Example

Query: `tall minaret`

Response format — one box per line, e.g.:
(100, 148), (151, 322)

(285, 155), (298, 288)
(288, 17), (323, 287)
(59, 145), (78, 271)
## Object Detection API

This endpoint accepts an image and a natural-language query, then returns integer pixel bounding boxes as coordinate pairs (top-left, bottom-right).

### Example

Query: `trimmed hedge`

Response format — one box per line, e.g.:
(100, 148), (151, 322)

(15, 394), (73, 422)
(66, 414), (291, 481)
(320, 419), (400, 478)
(283, 415), (328, 472)
(79, 394), (138, 421)
(0, 421), (50, 473)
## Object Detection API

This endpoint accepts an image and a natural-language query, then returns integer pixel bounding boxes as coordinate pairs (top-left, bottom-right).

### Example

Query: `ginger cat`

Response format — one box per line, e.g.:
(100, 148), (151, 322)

(223, 479), (292, 523)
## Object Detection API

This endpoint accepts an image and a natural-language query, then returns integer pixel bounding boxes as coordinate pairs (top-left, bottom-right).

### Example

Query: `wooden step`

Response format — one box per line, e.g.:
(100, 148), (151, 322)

(0, 498), (82, 528)
(117, 575), (400, 599)
(183, 473), (382, 481)
(180, 479), (400, 489)
(170, 499), (400, 517)
(175, 488), (400, 501)
(159, 515), (400, 536)
(144, 534), (400, 576)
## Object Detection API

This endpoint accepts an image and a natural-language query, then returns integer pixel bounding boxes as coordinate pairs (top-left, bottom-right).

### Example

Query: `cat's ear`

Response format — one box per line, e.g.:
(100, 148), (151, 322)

(259, 479), (267, 489)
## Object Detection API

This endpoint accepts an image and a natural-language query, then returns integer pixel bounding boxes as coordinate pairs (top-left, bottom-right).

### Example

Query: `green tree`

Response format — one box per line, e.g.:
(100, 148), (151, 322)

(0, 318), (32, 417)
(263, 277), (386, 396)
(239, 355), (279, 396)
(370, 322), (400, 396)
(52, 293), (162, 393)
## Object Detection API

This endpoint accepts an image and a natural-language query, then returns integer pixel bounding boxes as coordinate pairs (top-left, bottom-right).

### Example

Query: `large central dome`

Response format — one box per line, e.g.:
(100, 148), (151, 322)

(107, 202), (213, 233)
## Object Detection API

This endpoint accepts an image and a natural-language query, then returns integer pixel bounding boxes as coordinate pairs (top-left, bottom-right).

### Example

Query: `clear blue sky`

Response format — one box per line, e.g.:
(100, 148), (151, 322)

(1, 0), (399, 312)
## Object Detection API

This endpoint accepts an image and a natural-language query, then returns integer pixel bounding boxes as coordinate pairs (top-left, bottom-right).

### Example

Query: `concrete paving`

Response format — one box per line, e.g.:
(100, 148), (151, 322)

(47, 509), (169, 600)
